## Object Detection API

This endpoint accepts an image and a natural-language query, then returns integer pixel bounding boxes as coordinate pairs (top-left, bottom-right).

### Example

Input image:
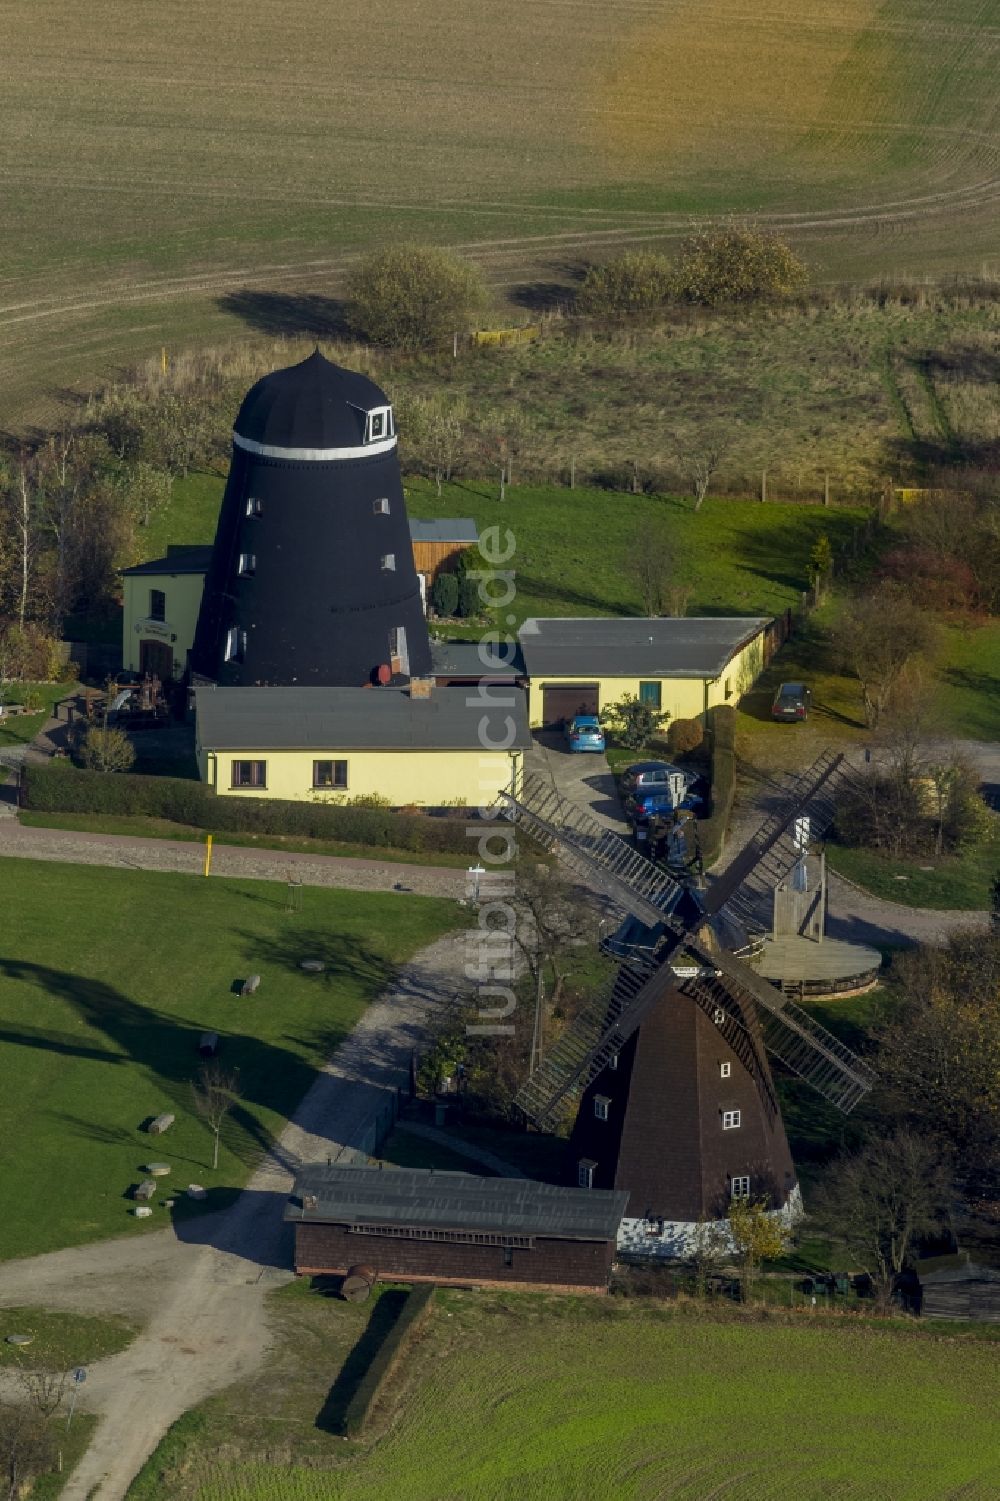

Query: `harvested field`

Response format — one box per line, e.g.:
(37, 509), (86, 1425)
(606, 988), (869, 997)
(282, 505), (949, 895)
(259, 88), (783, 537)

(1, 0), (999, 428)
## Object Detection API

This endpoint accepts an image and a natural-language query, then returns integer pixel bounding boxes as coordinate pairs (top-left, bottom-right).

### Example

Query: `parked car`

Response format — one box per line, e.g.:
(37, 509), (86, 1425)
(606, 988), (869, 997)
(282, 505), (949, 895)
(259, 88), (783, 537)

(620, 759), (693, 796)
(564, 714), (606, 753)
(771, 682), (812, 721)
(625, 783), (704, 825)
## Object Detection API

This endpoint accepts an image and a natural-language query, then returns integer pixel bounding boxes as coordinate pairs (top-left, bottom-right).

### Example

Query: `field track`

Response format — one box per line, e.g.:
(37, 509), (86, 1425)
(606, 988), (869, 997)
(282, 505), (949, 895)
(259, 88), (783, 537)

(1, 0), (998, 429)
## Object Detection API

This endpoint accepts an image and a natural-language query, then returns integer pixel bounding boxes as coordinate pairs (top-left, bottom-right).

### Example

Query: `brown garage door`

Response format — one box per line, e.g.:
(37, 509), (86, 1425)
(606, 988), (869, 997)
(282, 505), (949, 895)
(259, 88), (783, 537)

(542, 683), (599, 727)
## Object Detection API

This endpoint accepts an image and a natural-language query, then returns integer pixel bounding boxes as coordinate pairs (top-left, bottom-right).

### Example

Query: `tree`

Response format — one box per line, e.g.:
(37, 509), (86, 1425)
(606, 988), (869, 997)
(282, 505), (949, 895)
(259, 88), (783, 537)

(832, 582), (938, 729)
(192, 1063), (241, 1171)
(673, 226), (807, 306)
(0, 1402), (55, 1501)
(430, 571), (459, 617)
(346, 245), (488, 349)
(814, 1132), (954, 1308)
(808, 533), (834, 601)
(78, 724), (135, 774)
(577, 251), (674, 317)
(456, 573), (480, 620)
(600, 692), (669, 751)
(17, 1367), (67, 1421)
(669, 425), (730, 512)
(624, 518), (678, 616)
(727, 1196), (791, 1300)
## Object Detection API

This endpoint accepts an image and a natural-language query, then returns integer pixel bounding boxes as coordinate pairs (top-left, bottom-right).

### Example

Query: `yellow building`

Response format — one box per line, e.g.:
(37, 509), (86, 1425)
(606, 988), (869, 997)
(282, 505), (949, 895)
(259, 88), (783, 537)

(517, 616), (771, 728)
(195, 682), (528, 808)
(121, 546), (212, 679)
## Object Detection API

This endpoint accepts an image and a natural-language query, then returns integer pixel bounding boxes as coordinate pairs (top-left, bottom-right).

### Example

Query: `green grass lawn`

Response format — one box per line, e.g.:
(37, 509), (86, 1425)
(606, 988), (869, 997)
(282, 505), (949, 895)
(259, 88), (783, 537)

(0, 859), (461, 1261)
(0, 1306), (136, 1368)
(125, 1288), (1000, 1501)
(0, 681), (78, 747)
(18, 812), (471, 869)
(826, 819), (1000, 910)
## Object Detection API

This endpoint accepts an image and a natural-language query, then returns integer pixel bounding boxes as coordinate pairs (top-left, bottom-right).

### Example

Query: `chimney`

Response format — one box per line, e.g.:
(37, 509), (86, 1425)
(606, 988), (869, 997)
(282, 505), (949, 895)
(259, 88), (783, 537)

(409, 677), (434, 699)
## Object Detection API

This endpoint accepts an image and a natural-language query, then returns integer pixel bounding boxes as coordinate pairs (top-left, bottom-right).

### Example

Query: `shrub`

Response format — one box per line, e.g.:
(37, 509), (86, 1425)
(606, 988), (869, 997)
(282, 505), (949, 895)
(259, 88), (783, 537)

(673, 227), (807, 306)
(78, 725), (135, 774)
(457, 573), (480, 619)
(431, 571), (459, 617)
(577, 251), (674, 317)
(346, 245), (488, 349)
(600, 694), (669, 750)
(667, 718), (704, 757)
(339, 1286), (435, 1437)
(0, 625), (64, 683)
(20, 763), (472, 853)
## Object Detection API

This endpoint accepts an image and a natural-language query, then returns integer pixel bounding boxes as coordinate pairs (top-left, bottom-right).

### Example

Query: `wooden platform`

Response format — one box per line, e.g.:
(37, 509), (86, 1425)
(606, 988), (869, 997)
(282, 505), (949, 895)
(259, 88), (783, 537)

(757, 936), (882, 997)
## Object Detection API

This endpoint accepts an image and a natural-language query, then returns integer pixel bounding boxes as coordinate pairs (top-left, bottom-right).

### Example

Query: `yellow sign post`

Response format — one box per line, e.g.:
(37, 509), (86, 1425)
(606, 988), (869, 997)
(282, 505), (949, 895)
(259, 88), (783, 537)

(203, 834), (213, 877)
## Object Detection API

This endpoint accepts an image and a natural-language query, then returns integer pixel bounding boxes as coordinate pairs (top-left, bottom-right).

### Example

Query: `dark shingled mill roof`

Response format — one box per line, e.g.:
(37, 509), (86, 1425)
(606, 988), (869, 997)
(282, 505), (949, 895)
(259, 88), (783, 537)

(518, 615), (772, 679)
(286, 1164), (629, 1240)
(195, 684), (531, 751)
(234, 350), (391, 451)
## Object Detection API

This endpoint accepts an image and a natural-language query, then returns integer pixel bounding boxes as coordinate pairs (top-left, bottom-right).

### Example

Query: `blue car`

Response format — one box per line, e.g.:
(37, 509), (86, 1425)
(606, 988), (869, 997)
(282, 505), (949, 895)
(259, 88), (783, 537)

(565, 714), (606, 753)
(626, 785), (704, 824)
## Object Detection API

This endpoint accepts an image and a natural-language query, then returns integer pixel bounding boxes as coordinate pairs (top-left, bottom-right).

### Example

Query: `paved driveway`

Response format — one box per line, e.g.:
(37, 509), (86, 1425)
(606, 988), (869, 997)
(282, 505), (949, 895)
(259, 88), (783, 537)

(526, 730), (625, 831)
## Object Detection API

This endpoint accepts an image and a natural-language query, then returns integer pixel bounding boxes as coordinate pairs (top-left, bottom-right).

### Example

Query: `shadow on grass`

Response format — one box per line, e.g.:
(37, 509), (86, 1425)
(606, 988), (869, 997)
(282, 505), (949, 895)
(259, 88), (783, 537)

(315, 1289), (409, 1434)
(218, 290), (350, 340)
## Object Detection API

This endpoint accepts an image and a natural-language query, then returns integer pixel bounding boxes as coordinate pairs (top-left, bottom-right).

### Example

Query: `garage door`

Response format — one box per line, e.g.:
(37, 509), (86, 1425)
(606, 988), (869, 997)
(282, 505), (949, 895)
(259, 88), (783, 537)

(542, 683), (599, 727)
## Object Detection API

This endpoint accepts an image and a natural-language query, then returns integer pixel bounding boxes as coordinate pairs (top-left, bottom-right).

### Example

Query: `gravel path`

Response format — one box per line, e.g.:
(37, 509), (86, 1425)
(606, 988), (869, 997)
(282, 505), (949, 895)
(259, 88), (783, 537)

(0, 929), (472, 1501)
(0, 818), (467, 899)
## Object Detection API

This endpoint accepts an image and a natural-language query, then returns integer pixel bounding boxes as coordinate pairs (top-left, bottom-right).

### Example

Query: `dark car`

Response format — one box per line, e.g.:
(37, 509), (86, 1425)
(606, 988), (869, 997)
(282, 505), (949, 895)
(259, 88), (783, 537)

(625, 784), (704, 825)
(771, 682), (812, 721)
(620, 759), (691, 796)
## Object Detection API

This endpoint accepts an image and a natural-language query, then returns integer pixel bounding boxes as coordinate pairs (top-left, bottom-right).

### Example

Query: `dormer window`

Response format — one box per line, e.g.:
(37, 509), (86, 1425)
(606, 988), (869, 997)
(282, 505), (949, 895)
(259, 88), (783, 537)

(246, 496), (262, 518)
(224, 627), (246, 663)
(577, 1159), (596, 1190)
(594, 1095), (610, 1122)
(373, 498), (390, 515)
(381, 553), (396, 572)
(365, 406), (394, 444)
(238, 553), (256, 577)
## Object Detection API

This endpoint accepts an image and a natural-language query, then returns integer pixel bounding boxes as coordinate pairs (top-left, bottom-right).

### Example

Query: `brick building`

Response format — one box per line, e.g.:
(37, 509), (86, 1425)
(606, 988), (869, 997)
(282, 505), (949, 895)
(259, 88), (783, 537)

(287, 1164), (628, 1294)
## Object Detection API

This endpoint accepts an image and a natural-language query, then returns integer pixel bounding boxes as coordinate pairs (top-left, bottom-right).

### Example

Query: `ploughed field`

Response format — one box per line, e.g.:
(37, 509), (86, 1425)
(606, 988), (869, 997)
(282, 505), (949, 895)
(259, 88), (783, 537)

(2, 0), (1000, 427)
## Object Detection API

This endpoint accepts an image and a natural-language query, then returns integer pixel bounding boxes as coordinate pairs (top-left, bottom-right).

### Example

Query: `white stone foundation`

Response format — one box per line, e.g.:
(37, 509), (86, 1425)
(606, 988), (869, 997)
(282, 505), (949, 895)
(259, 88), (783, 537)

(617, 1184), (804, 1262)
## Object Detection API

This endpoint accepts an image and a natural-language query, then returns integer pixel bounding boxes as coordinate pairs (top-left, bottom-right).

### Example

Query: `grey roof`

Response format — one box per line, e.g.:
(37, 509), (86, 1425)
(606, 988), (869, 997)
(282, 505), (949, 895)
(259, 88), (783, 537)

(287, 1163), (629, 1240)
(122, 545), (213, 577)
(409, 518), (478, 544)
(196, 684), (530, 751)
(430, 638), (524, 679)
(518, 615), (771, 680)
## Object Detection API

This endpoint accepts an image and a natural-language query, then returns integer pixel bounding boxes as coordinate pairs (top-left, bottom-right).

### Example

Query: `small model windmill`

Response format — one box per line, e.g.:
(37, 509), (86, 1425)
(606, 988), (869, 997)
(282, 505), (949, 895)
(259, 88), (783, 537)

(498, 750), (875, 1250)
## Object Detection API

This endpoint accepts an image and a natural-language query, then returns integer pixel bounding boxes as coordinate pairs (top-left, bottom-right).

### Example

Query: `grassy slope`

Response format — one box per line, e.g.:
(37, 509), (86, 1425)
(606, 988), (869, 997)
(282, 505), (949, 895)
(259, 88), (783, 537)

(128, 1289), (1000, 1501)
(826, 818), (1000, 910)
(0, 1307), (135, 1368)
(0, 859), (459, 1261)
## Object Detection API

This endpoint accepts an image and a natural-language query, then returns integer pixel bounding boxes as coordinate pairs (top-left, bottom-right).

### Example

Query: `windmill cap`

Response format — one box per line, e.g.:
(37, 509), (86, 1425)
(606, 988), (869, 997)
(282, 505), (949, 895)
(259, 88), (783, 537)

(233, 350), (394, 459)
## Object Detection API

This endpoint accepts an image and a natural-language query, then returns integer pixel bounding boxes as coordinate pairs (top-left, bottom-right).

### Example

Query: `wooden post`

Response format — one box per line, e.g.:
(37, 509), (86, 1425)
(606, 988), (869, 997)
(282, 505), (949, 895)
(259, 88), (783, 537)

(824, 473), (830, 507)
(453, 331), (458, 359)
(161, 347), (168, 375)
(570, 456), (576, 490)
(203, 834), (213, 878)
(499, 465), (506, 502)
(761, 469), (767, 504)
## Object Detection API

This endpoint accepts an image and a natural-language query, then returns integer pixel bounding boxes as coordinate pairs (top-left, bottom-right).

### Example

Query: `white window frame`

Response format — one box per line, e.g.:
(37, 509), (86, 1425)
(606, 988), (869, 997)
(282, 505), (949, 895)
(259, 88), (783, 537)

(238, 553), (256, 577)
(246, 496), (262, 518)
(722, 1110), (742, 1131)
(365, 406), (394, 444)
(388, 625), (409, 675)
(713, 1007), (726, 1026)
(720, 1061), (732, 1079)
(381, 553), (396, 572)
(224, 626), (246, 663)
(607, 1053), (618, 1071)
(593, 1095), (610, 1122)
(731, 1175), (751, 1199)
(373, 497), (390, 515)
(577, 1159), (595, 1189)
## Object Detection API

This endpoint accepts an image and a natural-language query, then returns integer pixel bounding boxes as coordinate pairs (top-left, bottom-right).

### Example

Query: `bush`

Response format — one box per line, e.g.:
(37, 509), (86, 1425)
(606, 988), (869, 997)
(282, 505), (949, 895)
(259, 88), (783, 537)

(600, 694), (669, 751)
(673, 227), (807, 306)
(346, 245), (488, 349)
(457, 573), (480, 619)
(0, 625), (64, 683)
(339, 1286), (435, 1437)
(78, 725), (135, 773)
(431, 571), (459, 617)
(667, 718), (704, 757)
(577, 252), (674, 317)
(20, 763), (472, 854)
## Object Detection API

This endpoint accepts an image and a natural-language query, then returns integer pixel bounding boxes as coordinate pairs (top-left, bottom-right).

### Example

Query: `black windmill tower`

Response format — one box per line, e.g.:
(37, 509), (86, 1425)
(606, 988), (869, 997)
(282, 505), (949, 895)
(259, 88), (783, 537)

(499, 752), (875, 1248)
(191, 351), (431, 687)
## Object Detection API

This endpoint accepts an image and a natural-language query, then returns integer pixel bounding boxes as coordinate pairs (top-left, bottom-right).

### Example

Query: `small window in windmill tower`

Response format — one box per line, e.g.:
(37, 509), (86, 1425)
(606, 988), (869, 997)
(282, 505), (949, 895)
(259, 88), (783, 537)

(731, 1176), (751, 1199)
(638, 681), (661, 709)
(720, 1061), (732, 1079)
(722, 1110), (742, 1131)
(373, 498), (390, 515)
(238, 553), (256, 577)
(577, 1159), (596, 1189)
(381, 553), (396, 572)
(713, 1008), (726, 1026)
(149, 589), (166, 621)
(593, 1095), (610, 1122)
(224, 627), (246, 663)
(246, 496), (263, 518)
(367, 407), (393, 443)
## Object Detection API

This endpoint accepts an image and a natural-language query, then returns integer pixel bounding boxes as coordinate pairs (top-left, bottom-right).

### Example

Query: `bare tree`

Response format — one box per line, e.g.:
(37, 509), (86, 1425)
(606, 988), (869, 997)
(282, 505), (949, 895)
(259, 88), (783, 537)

(814, 1131), (954, 1308)
(624, 518), (679, 616)
(670, 426), (730, 512)
(0, 1402), (55, 1501)
(832, 582), (939, 729)
(192, 1063), (241, 1170)
(17, 1367), (67, 1421)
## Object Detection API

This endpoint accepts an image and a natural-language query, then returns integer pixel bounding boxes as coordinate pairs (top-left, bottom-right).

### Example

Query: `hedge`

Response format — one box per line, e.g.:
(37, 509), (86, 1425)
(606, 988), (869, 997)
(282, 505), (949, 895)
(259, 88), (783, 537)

(698, 705), (737, 865)
(340, 1285), (435, 1437)
(20, 763), (471, 854)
